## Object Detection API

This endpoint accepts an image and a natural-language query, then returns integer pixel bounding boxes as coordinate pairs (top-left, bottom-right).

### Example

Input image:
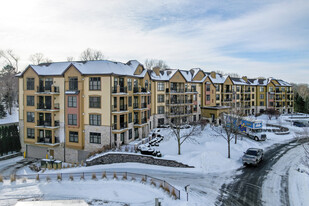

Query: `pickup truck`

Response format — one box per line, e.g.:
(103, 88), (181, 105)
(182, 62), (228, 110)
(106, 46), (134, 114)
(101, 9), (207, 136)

(242, 148), (264, 166)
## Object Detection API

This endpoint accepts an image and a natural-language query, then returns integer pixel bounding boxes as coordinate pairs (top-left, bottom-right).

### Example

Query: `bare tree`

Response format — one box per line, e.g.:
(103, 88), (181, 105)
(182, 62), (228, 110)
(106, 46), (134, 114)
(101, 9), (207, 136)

(265, 108), (278, 120)
(211, 111), (240, 158)
(0, 49), (19, 72)
(144, 59), (169, 70)
(67, 56), (74, 61)
(225, 73), (240, 78)
(232, 107), (245, 144)
(29, 53), (52, 65)
(79, 48), (104, 61)
(167, 107), (202, 155)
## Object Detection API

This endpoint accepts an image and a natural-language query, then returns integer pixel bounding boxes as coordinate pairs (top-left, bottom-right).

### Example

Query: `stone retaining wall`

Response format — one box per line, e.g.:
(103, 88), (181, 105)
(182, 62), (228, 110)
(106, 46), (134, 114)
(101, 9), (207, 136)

(86, 153), (194, 168)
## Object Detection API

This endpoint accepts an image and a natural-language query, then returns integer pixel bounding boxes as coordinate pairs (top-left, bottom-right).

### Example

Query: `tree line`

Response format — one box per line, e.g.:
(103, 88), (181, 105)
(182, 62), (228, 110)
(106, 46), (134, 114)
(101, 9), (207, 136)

(0, 125), (21, 156)
(292, 83), (309, 113)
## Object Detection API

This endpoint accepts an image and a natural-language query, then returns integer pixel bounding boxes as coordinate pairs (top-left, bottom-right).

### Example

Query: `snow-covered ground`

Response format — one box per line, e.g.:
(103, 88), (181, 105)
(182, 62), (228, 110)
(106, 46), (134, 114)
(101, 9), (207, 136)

(1, 114), (308, 205)
(157, 114), (304, 173)
(0, 178), (177, 206)
(0, 106), (18, 125)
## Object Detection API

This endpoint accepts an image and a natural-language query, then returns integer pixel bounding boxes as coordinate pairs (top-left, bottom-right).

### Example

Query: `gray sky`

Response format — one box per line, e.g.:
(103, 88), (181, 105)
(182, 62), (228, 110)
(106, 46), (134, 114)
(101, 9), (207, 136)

(0, 0), (308, 83)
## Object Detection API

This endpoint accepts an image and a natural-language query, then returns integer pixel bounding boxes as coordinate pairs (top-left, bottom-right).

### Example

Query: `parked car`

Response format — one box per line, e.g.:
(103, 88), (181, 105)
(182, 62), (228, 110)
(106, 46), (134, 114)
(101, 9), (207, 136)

(242, 148), (264, 166)
(293, 121), (307, 127)
(140, 147), (155, 155)
(158, 124), (170, 128)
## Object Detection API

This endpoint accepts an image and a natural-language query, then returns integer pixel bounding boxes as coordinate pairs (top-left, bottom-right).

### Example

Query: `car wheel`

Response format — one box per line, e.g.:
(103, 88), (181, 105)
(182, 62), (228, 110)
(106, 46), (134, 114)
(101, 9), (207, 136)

(254, 136), (259, 141)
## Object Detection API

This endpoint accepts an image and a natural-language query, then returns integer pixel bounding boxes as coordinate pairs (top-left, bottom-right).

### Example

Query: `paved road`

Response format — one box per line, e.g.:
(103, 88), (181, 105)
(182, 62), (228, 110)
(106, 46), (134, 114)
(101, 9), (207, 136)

(0, 156), (35, 177)
(215, 138), (309, 206)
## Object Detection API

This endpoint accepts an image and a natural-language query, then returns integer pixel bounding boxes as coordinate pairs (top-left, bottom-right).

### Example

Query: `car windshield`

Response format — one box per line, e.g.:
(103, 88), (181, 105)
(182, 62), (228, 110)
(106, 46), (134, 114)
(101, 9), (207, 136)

(246, 150), (258, 156)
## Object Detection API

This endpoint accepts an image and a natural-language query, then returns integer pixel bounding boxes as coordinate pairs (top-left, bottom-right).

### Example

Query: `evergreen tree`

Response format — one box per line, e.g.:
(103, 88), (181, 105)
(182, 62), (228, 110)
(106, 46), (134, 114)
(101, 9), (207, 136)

(295, 92), (305, 112)
(305, 96), (309, 113)
(2, 126), (9, 154)
(12, 125), (21, 151)
(0, 102), (6, 118)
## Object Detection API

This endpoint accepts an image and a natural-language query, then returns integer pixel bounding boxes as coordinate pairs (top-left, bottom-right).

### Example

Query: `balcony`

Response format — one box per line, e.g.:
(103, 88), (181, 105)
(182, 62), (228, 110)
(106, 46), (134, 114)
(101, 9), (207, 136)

(141, 118), (147, 124)
(36, 86), (60, 94)
(112, 104), (128, 112)
(224, 98), (232, 102)
(37, 136), (59, 144)
(185, 88), (197, 93)
(170, 88), (185, 93)
(167, 110), (193, 117)
(141, 102), (147, 108)
(112, 122), (127, 130)
(133, 103), (139, 109)
(112, 86), (127, 94)
(133, 87), (148, 93)
(225, 90), (233, 93)
(167, 99), (193, 105)
(37, 103), (60, 111)
(36, 120), (60, 128)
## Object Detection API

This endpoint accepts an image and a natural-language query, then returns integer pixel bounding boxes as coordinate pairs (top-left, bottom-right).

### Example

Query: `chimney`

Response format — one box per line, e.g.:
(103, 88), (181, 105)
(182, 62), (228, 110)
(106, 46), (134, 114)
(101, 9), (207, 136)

(210, 71), (216, 79)
(153, 67), (160, 76)
(242, 76), (248, 82)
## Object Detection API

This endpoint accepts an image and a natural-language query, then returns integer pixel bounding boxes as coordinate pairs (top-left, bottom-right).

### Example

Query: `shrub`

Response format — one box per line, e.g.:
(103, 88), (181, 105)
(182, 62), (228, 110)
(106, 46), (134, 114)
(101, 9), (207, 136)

(164, 186), (170, 193)
(159, 183), (164, 189)
(81, 160), (84, 167)
(62, 165), (66, 169)
(69, 175), (74, 181)
(141, 176), (146, 183)
(36, 174), (40, 181)
(150, 179), (156, 187)
(171, 189), (177, 199)
(57, 174), (62, 181)
(122, 173), (127, 180)
(0, 174), (3, 183)
(87, 145), (111, 158)
(80, 173), (85, 180)
(47, 164), (52, 170)
(131, 176), (136, 182)
(113, 172), (118, 180)
(10, 174), (16, 183)
(102, 171), (107, 179)
(92, 173), (97, 180)
(46, 176), (51, 182)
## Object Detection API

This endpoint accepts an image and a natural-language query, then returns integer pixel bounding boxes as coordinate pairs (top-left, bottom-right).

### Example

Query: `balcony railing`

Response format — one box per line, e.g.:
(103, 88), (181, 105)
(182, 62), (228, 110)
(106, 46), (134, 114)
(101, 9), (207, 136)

(37, 120), (59, 127)
(133, 103), (139, 109)
(37, 86), (60, 93)
(167, 99), (193, 104)
(133, 87), (148, 93)
(170, 88), (185, 93)
(141, 118), (147, 124)
(119, 104), (127, 111)
(112, 122), (128, 130)
(112, 86), (127, 94)
(37, 136), (60, 144)
(37, 103), (60, 110)
(141, 102), (147, 108)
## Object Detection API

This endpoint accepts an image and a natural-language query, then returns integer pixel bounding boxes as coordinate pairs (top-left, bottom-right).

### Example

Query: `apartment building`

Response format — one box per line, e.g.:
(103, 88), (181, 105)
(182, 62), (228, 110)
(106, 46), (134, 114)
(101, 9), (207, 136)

(18, 60), (293, 162)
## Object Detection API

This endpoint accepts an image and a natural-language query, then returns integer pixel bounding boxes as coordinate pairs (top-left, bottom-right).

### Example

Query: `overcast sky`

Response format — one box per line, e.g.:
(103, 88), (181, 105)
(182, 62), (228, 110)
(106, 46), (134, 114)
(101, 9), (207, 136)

(0, 0), (308, 83)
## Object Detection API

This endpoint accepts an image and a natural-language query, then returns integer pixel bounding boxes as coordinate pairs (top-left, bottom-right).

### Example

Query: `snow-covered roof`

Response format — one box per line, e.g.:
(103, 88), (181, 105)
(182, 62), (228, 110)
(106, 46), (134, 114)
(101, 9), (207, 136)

(230, 77), (249, 85)
(149, 69), (177, 81)
(247, 78), (267, 86)
(207, 73), (226, 84)
(20, 60), (144, 77)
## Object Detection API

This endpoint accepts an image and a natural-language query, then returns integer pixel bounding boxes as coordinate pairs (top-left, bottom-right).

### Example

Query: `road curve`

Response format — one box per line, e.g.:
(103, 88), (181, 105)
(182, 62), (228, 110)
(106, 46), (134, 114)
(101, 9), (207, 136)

(215, 138), (309, 206)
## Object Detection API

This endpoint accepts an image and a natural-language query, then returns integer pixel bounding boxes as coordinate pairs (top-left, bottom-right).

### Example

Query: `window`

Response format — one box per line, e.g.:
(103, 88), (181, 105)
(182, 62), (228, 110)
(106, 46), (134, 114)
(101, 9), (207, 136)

(216, 94), (220, 100)
(252, 94), (255, 99)
(270, 102), (274, 107)
(206, 95), (210, 101)
(158, 106), (164, 114)
(148, 96), (151, 104)
(252, 101), (255, 106)
(127, 79), (132, 91)
(90, 132), (101, 144)
(237, 94), (240, 99)
(89, 114), (101, 126)
(145, 80), (148, 90)
(260, 94), (264, 99)
(282, 87), (285, 92)
(134, 128), (139, 139)
(89, 77), (101, 90)
(27, 78), (35, 90)
(236, 86), (240, 92)
(157, 82), (164, 91)
(68, 114), (77, 125)
(69, 131), (78, 143)
(260, 87), (265, 92)
(269, 87), (273, 92)
(216, 85), (220, 92)
(206, 84), (210, 91)
(191, 84), (196, 92)
(45, 78), (53, 91)
(252, 87), (255, 92)
(68, 96), (77, 107)
(158, 118), (164, 126)
(128, 97), (132, 107)
(129, 129), (132, 140)
(193, 94), (197, 101)
(260, 101), (264, 106)
(158, 95), (164, 103)
(27, 112), (35, 122)
(69, 77), (78, 90)
(89, 96), (101, 108)
(27, 128), (35, 139)
(129, 113), (132, 123)
(27, 96), (34, 106)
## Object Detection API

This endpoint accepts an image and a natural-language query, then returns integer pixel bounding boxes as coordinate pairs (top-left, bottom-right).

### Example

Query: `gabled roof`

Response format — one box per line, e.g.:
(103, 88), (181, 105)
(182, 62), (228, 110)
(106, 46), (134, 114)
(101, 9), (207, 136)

(230, 77), (249, 85)
(18, 60), (143, 77)
(247, 78), (267, 86)
(207, 73), (226, 84)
